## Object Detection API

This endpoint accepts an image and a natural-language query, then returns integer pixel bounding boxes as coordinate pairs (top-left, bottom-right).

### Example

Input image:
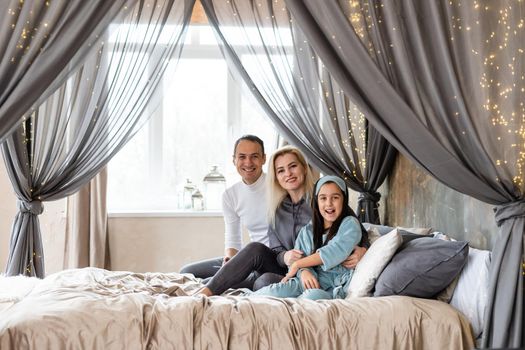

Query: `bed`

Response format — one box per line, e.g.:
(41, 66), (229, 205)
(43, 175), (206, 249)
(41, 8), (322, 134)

(0, 266), (474, 349)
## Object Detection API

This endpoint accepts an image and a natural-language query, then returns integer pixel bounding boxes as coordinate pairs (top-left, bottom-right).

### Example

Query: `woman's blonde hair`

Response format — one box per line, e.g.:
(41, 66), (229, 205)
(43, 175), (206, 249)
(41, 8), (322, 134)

(267, 145), (316, 227)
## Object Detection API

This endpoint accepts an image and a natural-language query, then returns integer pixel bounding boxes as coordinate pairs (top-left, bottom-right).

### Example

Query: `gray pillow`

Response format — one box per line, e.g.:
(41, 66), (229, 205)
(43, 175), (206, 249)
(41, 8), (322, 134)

(363, 223), (433, 237)
(362, 223), (393, 236)
(373, 238), (469, 298)
(398, 229), (427, 244)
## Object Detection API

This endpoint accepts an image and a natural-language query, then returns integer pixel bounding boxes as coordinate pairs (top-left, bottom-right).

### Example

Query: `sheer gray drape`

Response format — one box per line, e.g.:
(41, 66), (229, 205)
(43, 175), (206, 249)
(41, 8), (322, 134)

(201, 0), (396, 224)
(0, 0), (133, 144)
(3, 0), (195, 278)
(285, 1), (523, 348)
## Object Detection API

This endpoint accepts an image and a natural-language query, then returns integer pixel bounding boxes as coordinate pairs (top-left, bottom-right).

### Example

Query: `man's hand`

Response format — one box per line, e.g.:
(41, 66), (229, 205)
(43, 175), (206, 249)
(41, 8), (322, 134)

(342, 246), (367, 269)
(283, 249), (304, 266)
(299, 269), (320, 289)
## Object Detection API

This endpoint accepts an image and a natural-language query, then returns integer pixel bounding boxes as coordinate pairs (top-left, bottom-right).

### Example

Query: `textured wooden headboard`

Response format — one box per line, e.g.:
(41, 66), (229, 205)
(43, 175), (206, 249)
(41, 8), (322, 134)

(384, 155), (496, 250)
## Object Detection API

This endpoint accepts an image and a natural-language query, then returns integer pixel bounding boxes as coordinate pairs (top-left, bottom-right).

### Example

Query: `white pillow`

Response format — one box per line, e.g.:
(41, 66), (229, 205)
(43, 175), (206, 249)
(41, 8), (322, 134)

(449, 247), (491, 339)
(346, 228), (403, 298)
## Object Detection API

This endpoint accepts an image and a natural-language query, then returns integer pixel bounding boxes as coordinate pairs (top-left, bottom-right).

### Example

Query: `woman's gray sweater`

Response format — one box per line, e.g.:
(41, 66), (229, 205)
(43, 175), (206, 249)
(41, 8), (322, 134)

(268, 195), (312, 267)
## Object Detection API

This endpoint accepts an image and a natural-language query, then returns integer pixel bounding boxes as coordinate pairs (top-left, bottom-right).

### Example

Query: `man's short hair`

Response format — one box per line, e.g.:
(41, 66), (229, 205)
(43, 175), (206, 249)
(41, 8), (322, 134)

(233, 135), (265, 156)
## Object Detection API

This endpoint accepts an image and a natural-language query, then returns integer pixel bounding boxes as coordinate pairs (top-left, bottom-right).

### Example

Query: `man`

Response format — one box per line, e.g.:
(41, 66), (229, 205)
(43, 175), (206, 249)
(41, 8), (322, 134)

(222, 135), (268, 263)
(180, 135), (269, 287)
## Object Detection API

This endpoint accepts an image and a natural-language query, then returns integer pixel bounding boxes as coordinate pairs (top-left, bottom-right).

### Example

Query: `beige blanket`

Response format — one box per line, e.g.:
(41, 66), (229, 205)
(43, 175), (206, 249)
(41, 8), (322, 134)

(0, 268), (474, 349)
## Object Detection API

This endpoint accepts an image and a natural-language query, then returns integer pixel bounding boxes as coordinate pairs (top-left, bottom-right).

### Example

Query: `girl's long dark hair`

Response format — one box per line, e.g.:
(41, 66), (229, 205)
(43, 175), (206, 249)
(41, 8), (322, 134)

(311, 179), (370, 253)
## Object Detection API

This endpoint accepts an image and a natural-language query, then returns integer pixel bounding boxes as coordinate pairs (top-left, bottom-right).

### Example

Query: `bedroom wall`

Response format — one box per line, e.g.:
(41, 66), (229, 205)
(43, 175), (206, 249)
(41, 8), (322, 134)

(385, 154), (498, 250)
(108, 215), (229, 273)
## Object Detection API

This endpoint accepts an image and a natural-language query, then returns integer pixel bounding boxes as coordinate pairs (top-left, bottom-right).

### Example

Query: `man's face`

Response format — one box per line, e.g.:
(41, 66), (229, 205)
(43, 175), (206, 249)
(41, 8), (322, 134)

(233, 140), (266, 184)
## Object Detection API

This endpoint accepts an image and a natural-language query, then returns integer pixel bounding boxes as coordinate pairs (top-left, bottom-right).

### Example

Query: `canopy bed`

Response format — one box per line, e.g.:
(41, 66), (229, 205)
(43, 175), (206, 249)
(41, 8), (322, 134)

(0, 0), (522, 348)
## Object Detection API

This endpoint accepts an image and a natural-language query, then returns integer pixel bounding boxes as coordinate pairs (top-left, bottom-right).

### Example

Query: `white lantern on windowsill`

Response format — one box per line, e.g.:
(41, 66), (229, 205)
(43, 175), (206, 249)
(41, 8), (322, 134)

(203, 165), (226, 211)
(191, 188), (204, 211)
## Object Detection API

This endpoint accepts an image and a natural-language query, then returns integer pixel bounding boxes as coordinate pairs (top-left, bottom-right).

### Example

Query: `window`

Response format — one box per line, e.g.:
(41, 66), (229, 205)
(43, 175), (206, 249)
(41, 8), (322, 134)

(107, 25), (279, 212)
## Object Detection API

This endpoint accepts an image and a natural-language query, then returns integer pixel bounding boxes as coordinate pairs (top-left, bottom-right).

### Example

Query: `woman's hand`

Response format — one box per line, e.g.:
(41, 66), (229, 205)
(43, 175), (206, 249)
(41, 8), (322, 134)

(222, 256), (231, 265)
(342, 246), (367, 269)
(281, 262), (299, 283)
(223, 248), (238, 265)
(283, 249), (304, 266)
(299, 269), (320, 289)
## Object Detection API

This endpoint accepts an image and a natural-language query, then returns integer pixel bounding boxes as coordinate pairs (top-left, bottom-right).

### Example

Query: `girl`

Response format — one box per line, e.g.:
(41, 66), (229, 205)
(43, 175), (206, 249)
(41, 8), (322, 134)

(252, 175), (363, 300)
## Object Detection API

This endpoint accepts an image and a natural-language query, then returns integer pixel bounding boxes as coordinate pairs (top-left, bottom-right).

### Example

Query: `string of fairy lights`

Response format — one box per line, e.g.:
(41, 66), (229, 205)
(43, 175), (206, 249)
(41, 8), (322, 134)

(458, 1), (522, 189)
(473, 1), (525, 189)
(8, 0), (50, 276)
(340, 0), (525, 192)
(317, 2), (369, 184)
(9, 0), (51, 64)
(451, 1), (525, 189)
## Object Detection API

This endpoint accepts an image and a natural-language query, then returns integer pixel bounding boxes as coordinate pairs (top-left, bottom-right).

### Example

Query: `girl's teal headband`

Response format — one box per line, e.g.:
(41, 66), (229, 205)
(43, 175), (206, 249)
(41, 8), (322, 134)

(315, 175), (347, 195)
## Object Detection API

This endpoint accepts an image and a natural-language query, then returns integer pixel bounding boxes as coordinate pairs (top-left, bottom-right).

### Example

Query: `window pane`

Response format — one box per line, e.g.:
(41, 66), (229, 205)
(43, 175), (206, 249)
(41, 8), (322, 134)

(108, 26), (279, 212)
(162, 58), (229, 209)
(107, 123), (151, 210)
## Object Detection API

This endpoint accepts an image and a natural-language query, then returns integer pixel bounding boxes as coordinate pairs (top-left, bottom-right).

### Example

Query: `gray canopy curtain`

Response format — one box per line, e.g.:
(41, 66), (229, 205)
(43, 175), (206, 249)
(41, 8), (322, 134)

(200, 0), (396, 224)
(285, 0), (523, 348)
(0, 0), (133, 144)
(3, 0), (195, 278)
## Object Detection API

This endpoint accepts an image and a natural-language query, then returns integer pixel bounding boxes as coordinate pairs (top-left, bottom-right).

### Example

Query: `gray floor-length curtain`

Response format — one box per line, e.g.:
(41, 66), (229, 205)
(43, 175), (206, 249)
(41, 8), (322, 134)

(0, 0), (134, 144)
(2, 0), (195, 278)
(201, 0), (396, 224)
(285, 1), (523, 348)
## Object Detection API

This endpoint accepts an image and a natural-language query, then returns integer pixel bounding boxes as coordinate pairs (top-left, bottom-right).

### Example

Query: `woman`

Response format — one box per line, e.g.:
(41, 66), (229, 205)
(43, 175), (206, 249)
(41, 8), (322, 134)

(198, 146), (367, 296)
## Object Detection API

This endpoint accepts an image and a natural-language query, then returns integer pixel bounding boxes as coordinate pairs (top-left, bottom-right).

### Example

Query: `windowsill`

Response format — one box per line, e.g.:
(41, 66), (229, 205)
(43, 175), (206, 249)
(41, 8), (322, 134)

(108, 210), (223, 218)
